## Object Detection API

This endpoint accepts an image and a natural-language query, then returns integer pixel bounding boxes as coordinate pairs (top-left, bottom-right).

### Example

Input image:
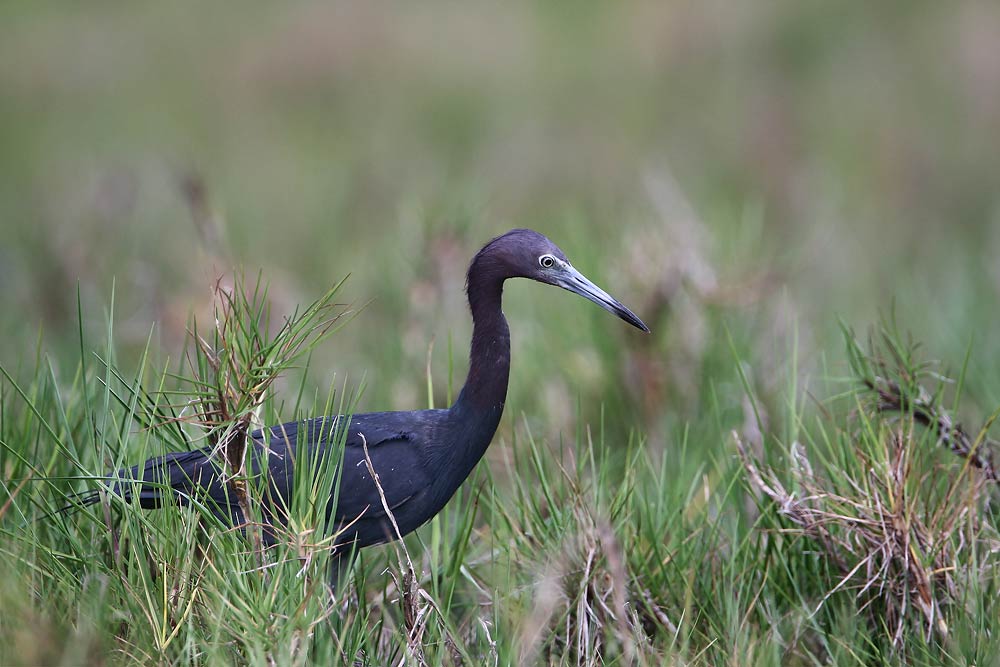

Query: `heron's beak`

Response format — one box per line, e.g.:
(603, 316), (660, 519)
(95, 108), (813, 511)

(555, 265), (650, 333)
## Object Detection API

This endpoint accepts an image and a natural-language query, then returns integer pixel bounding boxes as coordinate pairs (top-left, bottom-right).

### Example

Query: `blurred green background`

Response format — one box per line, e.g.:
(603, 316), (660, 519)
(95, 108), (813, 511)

(2, 0), (1000, 439)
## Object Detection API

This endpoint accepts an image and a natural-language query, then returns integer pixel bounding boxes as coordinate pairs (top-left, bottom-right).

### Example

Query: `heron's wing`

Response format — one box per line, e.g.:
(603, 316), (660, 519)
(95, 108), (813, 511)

(251, 414), (433, 525)
(336, 433), (429, 524)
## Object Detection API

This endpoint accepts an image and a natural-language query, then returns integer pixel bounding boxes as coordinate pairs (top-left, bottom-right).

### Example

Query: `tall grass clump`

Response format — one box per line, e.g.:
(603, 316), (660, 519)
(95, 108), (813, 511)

(737, 323), (1000, 664)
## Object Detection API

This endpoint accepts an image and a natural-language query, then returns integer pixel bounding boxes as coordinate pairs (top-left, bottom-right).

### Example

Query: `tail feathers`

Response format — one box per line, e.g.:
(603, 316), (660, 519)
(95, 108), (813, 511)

(59, 449), (223, 515)
(52, 488), (103, 518)
(118, 449), (218, 509)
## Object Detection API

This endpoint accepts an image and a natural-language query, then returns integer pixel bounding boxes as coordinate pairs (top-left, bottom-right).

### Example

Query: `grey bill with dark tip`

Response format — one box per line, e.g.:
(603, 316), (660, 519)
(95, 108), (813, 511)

(556, 265), (651, 333)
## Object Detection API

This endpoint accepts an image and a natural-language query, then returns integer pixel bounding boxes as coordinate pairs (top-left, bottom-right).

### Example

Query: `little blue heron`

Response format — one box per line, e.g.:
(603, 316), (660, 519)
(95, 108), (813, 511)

(77, 229), (648, 559)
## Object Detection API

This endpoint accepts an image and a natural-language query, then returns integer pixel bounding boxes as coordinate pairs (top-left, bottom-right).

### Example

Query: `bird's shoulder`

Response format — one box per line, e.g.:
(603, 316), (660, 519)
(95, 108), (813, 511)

(345, 409), (450, 447)
(251, 409), (451, 451)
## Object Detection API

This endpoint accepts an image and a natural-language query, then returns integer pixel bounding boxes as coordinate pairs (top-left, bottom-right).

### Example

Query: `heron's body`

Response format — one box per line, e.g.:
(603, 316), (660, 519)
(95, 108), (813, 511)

(84, 229), (646, 556)
(126, 408), (492, 549)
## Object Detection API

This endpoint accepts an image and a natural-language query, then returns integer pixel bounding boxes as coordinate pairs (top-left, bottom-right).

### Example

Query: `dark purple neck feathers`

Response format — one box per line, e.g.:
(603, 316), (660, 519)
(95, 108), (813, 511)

(452, 246), (511, 415)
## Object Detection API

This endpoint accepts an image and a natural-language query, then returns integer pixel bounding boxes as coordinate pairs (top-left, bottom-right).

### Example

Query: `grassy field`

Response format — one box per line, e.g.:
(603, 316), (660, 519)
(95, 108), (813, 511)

(3, 2), (1000, 665)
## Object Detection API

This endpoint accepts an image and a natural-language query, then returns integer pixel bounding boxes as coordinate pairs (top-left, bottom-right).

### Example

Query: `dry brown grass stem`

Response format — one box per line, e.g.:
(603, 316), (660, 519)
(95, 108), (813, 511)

(194, 304), (261, 566)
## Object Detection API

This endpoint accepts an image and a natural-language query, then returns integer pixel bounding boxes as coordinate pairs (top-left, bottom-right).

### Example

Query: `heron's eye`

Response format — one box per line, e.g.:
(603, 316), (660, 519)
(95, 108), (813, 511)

(539, 254), (556, 269)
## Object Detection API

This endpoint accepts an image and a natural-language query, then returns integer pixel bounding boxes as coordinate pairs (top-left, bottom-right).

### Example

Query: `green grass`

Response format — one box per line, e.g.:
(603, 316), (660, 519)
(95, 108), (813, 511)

(2, 275), (999, 665)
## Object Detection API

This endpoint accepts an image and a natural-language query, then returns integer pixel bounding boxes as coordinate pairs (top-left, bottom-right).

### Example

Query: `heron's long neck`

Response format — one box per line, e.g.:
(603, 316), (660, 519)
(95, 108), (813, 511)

(452, 265), (510, 419)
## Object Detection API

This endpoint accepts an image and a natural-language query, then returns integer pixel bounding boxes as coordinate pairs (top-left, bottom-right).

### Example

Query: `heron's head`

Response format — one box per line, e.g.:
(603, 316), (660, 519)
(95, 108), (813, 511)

(478, 228), (650, 333)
